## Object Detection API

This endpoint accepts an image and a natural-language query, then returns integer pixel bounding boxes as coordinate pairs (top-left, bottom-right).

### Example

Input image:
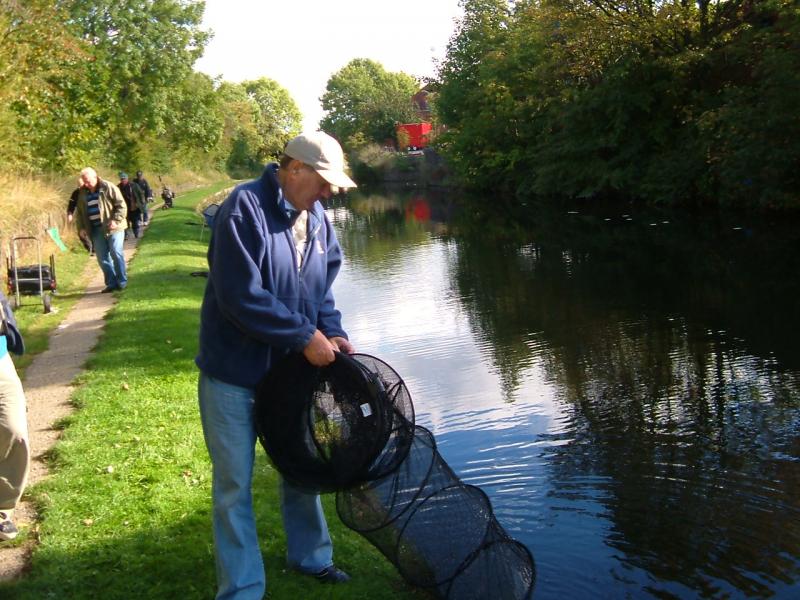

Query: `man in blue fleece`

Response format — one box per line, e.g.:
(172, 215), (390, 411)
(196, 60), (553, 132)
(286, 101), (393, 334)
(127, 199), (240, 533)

(196, 131), (356, 600)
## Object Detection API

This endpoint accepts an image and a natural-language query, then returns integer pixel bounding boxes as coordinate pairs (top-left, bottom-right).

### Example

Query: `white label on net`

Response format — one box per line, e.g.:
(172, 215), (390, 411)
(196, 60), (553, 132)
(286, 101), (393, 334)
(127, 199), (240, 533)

(360, 403), (372, 418)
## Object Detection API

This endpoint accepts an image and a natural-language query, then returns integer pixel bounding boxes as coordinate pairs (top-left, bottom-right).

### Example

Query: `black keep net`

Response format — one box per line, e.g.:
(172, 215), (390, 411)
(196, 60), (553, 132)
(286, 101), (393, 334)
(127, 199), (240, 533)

(255, 352), (536, 599)
(255, 351), (415, 493)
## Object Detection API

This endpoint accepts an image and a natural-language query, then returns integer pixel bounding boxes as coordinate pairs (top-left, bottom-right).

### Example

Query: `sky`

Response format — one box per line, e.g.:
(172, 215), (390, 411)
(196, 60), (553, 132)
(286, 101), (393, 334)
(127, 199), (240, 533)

(194, 0), (464, 131)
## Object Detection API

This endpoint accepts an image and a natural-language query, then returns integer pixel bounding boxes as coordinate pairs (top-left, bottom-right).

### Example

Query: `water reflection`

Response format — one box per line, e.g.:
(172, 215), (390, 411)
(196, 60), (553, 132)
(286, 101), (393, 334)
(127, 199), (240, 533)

(329, 190), (800, 598)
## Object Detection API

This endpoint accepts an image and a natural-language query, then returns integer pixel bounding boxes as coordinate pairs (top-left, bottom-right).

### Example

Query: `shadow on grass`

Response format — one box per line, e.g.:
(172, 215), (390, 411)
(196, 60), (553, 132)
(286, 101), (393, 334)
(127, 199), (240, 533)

(3, 513), (216, 600)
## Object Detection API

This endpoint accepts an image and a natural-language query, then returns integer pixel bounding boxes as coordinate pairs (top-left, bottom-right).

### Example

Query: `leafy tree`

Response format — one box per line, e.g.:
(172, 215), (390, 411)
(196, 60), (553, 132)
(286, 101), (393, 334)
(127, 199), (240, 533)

(435, 0), (800, 208)
(241, 77), (302, 163)
(160, 71), (224, 170)
(11, 0), (209, 171)
(0, 0), (82, 168)
(215, 81), (262, 177)
(320, 58), (419, 148)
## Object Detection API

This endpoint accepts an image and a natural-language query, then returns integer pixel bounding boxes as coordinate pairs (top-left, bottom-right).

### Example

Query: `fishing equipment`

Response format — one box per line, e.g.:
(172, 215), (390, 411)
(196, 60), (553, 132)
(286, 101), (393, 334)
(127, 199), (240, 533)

(255, 352), (535, 599)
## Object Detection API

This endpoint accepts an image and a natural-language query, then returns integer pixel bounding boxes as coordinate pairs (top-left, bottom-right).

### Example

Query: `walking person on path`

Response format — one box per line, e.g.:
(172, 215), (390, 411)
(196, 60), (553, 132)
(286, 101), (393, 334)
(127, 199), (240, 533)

(195, 131), (357, 599)
(133, 170), (153, 226)
(74, 167), (128, 293)
(0, 291), (28, 542)
(118, 172), (145, 239)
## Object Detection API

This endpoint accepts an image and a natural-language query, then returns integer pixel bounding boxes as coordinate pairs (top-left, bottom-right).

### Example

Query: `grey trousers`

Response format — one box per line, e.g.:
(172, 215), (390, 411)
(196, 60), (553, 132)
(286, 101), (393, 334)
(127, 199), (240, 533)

(0, 353), (28, 511)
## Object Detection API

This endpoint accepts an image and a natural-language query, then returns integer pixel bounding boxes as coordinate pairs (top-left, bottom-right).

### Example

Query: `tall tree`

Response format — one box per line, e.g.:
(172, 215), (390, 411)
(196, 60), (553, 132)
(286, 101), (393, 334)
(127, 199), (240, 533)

(241, 78), (302, 163)
(320, 58), (419, 148)
(0, 0), (83, 169)
(15, 0), (209, 171)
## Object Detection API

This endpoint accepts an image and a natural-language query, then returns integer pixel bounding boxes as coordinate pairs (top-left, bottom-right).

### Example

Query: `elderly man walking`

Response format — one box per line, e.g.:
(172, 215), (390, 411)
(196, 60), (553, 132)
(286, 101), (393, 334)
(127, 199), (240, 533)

(74, 167), (128, 293)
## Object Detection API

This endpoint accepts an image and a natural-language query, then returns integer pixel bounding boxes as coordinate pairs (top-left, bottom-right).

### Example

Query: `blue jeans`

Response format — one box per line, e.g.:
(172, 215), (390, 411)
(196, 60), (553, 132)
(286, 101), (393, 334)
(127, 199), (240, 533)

(198, 372), (333, 600)
(90, 228), (127, 289)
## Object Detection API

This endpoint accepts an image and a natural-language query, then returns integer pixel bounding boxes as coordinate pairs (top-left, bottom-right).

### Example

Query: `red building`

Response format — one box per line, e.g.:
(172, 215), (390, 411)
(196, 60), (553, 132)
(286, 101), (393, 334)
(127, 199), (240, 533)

(396, 122), (432, 151)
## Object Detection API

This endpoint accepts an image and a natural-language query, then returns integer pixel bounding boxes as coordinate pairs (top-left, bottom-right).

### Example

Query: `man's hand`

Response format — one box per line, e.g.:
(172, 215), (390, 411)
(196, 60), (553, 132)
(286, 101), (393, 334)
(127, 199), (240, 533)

(108, 220), (119, 231)
(303, 329), (337, 366)
(329, 336), (354, 354)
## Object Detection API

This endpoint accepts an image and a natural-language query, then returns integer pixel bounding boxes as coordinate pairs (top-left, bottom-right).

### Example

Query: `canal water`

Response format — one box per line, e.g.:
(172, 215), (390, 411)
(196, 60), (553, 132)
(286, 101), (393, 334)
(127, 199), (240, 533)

(327, 189), (800, 599)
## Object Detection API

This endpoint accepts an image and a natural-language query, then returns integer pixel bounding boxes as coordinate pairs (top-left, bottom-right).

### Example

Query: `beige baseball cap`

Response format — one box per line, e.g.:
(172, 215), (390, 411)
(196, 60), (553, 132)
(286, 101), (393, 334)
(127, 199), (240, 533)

(284, 131), (357, 189)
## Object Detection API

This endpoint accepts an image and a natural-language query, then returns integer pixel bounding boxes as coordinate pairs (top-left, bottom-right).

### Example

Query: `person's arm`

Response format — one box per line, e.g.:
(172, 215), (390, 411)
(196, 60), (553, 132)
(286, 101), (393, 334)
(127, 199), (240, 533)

(74, 189), (87, 236)
(67, 189), (79, 222)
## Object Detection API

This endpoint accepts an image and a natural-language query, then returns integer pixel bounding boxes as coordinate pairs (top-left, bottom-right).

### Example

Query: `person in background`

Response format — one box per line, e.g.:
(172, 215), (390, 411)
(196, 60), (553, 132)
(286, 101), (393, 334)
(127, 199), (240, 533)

(67, 180), (93, 255)
(118, 172), (144, 239)
(0, 290), (28, 542)
(196, 131), (357, 599)
(133, 170), (153, 226)
(74, 167), (128, 293)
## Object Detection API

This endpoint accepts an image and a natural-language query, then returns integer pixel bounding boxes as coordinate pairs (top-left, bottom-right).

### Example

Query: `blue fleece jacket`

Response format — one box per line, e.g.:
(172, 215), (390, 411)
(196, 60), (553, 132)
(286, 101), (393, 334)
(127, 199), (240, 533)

(195, 164), (348, 388)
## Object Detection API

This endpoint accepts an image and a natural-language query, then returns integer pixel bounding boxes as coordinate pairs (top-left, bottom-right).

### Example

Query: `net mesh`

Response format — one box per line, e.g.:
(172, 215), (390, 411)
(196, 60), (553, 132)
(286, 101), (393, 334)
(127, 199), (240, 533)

(255, 352), (535, 599)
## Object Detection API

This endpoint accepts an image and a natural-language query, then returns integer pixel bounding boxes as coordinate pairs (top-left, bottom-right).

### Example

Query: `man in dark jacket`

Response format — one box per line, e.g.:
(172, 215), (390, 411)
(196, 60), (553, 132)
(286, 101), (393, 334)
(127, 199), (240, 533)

(196, 131), (357, 599)
(133, 170), (153, 225)
(118, 172), (145, 239)
(0, 290), (27, 541)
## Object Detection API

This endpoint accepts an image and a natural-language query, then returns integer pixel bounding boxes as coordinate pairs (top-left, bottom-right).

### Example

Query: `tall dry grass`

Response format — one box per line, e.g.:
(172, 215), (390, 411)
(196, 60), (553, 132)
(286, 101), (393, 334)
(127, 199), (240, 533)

(0, 166), (230, 265)
(0, 171), (72, 264)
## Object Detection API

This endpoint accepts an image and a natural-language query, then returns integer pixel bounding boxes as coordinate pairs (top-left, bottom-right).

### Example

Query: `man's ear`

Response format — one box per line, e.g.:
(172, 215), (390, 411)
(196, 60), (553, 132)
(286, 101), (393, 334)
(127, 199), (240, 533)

(288, 159), (304, 175)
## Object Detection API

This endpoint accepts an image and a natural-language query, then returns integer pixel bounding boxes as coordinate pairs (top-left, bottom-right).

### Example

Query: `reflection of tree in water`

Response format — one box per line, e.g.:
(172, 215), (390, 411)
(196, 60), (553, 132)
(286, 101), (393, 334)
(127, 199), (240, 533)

(330, 190), (455, 273)
(446, 213), (800, 595)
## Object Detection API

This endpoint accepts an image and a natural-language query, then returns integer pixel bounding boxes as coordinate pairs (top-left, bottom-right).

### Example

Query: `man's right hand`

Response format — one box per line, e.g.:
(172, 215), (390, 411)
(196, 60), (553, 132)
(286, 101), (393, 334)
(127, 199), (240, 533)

(303, 329), (337, 366)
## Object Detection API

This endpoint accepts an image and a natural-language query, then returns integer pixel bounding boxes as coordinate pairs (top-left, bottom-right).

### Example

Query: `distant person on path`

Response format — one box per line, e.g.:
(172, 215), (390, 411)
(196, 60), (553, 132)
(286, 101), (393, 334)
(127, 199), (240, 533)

(0, 290), (28, 542)
(74, 167), (128, 293)
(133, 170), (153, 226)
(118, 172), (144, 239)
(195, 131), (357, 599)
(67, 180), (93, 255)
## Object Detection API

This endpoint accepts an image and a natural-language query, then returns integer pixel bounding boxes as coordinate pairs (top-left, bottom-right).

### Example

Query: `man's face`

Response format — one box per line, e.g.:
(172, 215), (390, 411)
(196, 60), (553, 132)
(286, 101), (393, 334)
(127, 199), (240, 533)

(284, 163), (333, 211)
(80, 171), (98, 190)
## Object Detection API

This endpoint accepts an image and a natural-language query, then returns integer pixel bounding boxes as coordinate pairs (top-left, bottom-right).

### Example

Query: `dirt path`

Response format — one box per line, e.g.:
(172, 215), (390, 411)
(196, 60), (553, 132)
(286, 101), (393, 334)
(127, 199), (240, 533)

(0, 232), (143, 581)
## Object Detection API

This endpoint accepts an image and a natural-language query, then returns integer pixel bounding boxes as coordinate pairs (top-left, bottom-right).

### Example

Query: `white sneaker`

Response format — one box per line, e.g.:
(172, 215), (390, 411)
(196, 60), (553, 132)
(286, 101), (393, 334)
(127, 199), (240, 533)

(0, 510), (18, 541)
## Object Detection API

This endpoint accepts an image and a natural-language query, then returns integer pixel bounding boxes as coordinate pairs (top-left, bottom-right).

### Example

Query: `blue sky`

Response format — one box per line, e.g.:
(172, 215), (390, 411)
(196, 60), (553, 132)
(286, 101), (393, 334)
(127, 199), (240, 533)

(194, 0), (464, 130)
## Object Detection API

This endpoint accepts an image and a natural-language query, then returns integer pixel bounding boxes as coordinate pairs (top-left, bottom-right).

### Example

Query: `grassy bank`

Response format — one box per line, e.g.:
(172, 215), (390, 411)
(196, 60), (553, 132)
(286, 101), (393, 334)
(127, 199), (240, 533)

(2, 183), (427, 600)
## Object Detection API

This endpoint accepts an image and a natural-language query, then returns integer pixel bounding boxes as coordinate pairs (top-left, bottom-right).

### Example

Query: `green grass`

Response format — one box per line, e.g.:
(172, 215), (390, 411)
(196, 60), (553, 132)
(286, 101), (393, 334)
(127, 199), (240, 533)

(2, 183), (429, 600)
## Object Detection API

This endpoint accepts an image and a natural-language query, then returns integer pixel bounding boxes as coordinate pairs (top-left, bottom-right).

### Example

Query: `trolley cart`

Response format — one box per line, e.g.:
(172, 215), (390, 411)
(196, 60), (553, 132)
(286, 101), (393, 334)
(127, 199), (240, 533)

(6, 236), (56, 313)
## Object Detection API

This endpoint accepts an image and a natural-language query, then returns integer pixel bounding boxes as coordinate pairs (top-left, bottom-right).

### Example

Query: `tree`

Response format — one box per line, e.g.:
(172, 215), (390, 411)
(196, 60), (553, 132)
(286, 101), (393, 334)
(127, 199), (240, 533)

(241, 78), (302, 163)
(320, 58), (419, 148)
(435, 0), (800, 208)
(10, 0), (209, 171)
(0, 0), (83, 169)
